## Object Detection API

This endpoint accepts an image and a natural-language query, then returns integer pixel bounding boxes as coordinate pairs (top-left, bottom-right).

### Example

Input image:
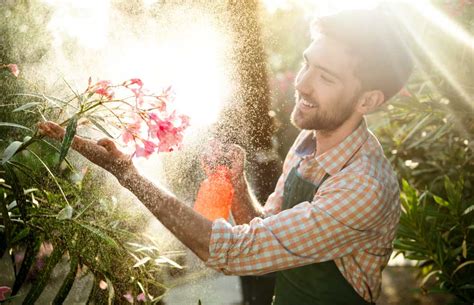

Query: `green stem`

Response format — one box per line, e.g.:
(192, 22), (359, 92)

(0, 195), (12, 244)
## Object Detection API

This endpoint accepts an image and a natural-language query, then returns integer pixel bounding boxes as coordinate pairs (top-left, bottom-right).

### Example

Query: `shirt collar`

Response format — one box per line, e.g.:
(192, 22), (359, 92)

(295, 119), (369, 176)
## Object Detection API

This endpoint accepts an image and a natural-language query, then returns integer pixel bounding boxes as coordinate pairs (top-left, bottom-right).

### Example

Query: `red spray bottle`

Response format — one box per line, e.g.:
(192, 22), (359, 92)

(193, 165), (234, 221)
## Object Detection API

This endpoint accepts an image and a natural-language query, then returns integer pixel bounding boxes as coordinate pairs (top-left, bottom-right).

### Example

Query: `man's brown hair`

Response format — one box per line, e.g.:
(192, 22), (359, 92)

(313, 8), (414, 102)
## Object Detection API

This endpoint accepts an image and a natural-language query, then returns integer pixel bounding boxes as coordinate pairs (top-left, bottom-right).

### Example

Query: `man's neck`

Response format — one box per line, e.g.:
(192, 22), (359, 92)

(314, 116), (363, 156)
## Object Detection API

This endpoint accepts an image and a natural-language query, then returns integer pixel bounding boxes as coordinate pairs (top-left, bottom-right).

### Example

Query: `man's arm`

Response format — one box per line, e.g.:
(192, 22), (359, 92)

(38, 122), (213, 261)
(206, 172), (388, 275)
(216, 144), (265, 224)
(230, 175), (264, 224)
(118, 166), (213, 261)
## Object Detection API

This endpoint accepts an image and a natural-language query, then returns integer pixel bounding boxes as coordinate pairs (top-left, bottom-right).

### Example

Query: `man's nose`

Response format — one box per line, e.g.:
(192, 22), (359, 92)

(295, 70), (312, 97)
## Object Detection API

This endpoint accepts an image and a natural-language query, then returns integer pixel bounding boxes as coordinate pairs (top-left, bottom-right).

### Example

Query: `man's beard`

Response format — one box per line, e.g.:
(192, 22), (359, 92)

(290, 92), (358, 131)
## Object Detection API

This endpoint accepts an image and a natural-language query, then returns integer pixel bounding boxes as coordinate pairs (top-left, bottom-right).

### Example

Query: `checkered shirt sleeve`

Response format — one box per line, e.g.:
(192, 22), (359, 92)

(205, 172), (386, 275)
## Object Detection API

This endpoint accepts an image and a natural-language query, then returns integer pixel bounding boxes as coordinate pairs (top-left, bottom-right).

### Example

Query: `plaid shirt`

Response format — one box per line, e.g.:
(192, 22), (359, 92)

(205, 119), (401, 302)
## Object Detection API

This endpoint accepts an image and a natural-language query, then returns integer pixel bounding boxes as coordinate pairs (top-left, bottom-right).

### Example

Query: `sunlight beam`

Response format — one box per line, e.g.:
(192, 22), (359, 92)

(391, 4), (473, 111)
(412, 0), (474, 50)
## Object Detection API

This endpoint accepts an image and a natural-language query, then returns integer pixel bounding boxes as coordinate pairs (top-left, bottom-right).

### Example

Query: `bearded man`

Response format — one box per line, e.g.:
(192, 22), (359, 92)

(39, 8), (413, 305)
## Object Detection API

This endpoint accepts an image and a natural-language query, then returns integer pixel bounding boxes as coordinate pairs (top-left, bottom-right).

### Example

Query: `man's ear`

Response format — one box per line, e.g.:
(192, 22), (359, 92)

(356, 90), (385, 114)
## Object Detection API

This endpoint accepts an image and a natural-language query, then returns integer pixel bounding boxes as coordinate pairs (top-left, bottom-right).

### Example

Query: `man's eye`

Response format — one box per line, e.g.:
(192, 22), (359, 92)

(321, 74), (335, 84)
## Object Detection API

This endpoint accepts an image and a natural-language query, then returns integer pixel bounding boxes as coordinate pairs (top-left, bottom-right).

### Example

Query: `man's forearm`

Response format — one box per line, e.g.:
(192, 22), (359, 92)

(119, 168), (213, 261)
(231, 176), (265, 224)
(70, 136), (213, 261)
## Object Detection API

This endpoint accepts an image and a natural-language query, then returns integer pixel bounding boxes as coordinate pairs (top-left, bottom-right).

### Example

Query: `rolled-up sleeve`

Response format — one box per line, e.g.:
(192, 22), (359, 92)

(205, 173), (386, 275)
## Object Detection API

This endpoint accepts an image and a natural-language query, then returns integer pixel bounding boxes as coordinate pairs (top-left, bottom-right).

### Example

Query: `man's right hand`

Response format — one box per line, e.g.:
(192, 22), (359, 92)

(202, 140), (246, 185)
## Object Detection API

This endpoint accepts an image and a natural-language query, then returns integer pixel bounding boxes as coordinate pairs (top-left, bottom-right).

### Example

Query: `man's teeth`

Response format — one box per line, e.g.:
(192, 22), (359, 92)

(301, 100), (316, 108)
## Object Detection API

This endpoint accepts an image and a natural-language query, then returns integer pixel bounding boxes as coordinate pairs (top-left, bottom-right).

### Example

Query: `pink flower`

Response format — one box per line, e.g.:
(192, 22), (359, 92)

(88, 80), (114, 100)
(124, 78), (143, 89)
(157, 132), (183, 152)
(99, 280), (108, 290)
(135, 139), (156, 158)
(0, 286), (11, 301)
(152, 97), (167, 112)
(398, 87), (412, 97)
(155, 119), (174, 138)
(122, 120), (142, 144)
(123, 292), (134, 303)
(136, 293), (146, 302)
(110, 82), (190, 159)
(7, 64), (19, 77)
(179, 115), (190, 129)
(124, 78), (145, 104)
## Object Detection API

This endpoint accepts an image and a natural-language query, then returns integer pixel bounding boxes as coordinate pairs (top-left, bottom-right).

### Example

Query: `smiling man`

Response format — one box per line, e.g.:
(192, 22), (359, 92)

(38, 8), (413, 305)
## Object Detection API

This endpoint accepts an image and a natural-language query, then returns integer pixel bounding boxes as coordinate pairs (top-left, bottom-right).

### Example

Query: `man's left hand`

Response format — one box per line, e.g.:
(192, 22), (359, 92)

(37, 121), (134, 179)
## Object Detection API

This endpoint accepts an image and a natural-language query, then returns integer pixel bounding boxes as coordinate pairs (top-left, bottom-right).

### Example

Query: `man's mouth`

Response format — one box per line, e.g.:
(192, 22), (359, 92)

(298, 99), (317, 108)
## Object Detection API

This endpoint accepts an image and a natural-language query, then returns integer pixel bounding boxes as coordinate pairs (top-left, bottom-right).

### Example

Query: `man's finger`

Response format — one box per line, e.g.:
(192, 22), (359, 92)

(97, 138), (120, 155)
(97, 138), (131, 161)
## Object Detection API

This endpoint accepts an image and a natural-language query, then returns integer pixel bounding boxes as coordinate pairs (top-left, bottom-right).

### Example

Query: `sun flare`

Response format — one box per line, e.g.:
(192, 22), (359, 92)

(43, 0), (231, 130)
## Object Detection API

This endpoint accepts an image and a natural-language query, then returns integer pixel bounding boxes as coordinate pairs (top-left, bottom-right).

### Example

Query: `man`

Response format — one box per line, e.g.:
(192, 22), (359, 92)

(39, 8), (413, 305)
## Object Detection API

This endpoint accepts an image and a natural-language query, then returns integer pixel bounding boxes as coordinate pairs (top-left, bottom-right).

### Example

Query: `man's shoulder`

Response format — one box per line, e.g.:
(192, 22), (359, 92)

(340, 133), (399, 191)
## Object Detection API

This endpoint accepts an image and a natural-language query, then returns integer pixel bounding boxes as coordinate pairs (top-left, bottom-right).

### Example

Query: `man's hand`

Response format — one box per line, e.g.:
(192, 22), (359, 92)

(37, 121), (65, 141)
(202, 140), (246, 184)
(202, 140), (264, 224)
(37, 121), (134, 180)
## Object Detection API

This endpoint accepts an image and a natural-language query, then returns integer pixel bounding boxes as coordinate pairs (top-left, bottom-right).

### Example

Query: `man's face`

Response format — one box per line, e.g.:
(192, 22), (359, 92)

(291, 35), (362, 131)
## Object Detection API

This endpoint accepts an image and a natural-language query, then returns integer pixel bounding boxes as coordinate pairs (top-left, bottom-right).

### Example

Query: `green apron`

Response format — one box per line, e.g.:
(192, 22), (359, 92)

(272, 162), (374, 305)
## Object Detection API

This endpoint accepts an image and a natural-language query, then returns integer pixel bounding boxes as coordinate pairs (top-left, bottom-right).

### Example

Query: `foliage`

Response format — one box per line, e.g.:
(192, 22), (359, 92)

(396, 178), (474, 303)
(0, 2), (185, 303)
(371, 1), (474, 302)
(0, 122), (182, 303)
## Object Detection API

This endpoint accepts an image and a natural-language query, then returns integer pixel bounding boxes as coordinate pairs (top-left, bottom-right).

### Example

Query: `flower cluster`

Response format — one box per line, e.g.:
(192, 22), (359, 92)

(0, 286), (11, 301)
(1, 63), (19, 77)
(84, 78), (190, 158)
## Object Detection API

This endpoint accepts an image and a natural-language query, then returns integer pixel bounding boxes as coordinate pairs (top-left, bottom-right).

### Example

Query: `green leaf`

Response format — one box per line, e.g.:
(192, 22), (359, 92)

(452, 260), (474, 276)
(155, 256), (183, 269)
(76, 222), (118, 248)
(462, 205), (474, 216)
(13, 102), (40, 112)
(23, 245), (64, 304)
(444, 176), (462, 207)
(11, 93), (79, 110)
(462, 239), (467, 258)
(63, 78), (82, 104)
(433, 195), (449, 207)
(12, 236), (41, 295)
(0, 196), (12, 243)
(39, 139), (74, 171)
(400, 113), (432, 145)
(27, 149), (70, 205)
(0, 122), (32, 131)
(87, 116), (114, 138)
(52, 256), (79, 305)
(2, 141), (23, 164)
(59, 115), (78, 165)
(420, 270), (441, 288)
(10, 227), (31, 244)
(4, 165), (28, 220)
(57, 205), (74, 220)
(105, 277), (114, 305)
(133, 256), (151, 268)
